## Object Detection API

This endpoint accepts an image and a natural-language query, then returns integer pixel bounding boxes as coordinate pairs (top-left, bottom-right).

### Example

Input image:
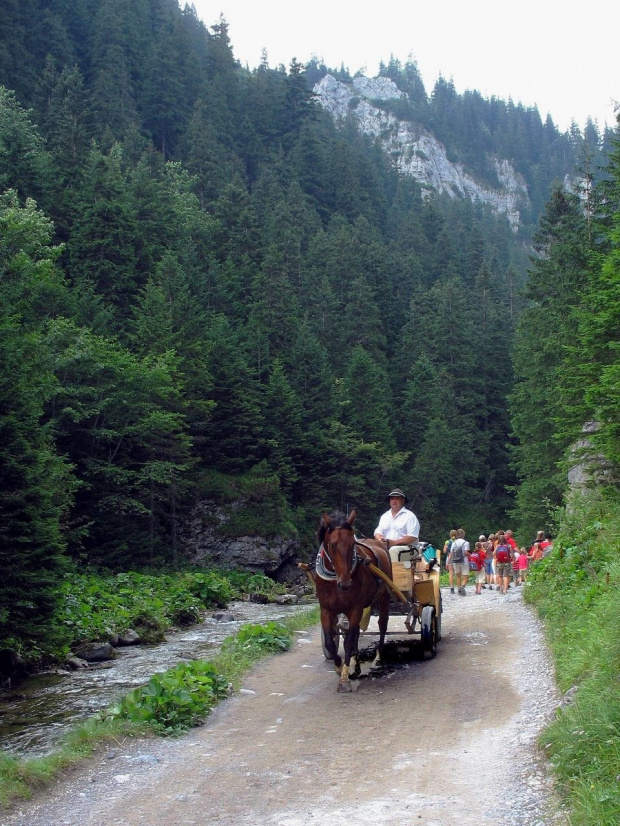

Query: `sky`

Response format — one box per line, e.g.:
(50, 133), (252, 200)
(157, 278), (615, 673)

(191, 0), (618, 133)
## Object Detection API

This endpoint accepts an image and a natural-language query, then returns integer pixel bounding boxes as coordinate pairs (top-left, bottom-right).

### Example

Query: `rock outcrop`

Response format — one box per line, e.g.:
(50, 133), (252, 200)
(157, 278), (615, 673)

(180, 499), (300, 580)
(314, 74), (529, 230)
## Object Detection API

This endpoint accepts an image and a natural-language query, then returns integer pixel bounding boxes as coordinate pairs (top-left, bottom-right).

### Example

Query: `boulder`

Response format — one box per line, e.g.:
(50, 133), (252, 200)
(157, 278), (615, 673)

(274, 594), (298, 605)
(66, 656), (89, 670)
(212, 611), (236, 623)
(117, 629), (141, 646)
(73, 642), (116, 662)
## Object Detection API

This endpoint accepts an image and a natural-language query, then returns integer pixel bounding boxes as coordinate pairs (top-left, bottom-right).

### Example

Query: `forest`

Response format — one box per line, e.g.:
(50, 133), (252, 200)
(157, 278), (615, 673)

(0, 0), (619, 669)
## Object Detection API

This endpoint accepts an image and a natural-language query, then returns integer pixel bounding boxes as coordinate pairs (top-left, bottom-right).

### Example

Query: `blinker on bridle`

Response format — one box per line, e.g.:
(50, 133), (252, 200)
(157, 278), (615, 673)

(319, 525), (359, 579)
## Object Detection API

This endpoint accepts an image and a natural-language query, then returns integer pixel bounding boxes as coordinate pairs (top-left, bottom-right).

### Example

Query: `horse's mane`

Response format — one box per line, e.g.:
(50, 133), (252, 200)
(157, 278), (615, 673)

(318, 510), (353, 543)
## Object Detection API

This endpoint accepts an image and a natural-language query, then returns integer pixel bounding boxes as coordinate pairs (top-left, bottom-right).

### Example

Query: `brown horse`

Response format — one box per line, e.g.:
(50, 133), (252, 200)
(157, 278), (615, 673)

(315, 509), (393, 692)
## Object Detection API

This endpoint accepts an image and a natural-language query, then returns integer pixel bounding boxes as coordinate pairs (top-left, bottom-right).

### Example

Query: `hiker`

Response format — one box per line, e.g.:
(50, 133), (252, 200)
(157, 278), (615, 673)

(482, 533), (494, 588)
(518, 546), (529, 584)
(493, 536), (513, 594)
(470, 541), (486, 594)
(447, 528), (470, 595)
(443, 529), (457, 592)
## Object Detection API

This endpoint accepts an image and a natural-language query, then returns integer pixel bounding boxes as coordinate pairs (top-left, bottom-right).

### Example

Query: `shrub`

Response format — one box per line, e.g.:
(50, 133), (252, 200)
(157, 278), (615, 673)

(110, 660), (230, 734)
(525, 487), (620, 825)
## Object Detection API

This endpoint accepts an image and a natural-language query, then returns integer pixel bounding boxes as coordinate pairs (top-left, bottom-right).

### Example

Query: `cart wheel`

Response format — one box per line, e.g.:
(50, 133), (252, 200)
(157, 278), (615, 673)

(321, 625), (339, 660)
(436, 593), (443, 641)
(420, 605), (437, 659)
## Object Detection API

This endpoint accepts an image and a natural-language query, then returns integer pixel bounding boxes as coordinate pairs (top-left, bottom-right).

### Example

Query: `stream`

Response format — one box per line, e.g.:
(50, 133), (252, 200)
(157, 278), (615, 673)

(0, 600), (315, 759)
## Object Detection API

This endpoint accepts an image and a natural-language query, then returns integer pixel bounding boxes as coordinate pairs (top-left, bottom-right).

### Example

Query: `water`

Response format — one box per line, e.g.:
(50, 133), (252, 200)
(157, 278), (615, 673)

(0, 600), (314, 758)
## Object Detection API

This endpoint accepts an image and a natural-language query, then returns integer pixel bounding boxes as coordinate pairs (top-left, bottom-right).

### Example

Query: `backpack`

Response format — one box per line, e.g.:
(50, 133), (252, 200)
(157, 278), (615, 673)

(422, 543), (437, 563)
(451, 538), (465, 563)
(469, 552), (481, 571)
(495, 543), (511, 563)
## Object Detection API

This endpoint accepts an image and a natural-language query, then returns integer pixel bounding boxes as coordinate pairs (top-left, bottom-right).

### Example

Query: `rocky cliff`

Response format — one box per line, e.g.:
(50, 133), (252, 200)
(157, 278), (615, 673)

(314, 74), (529, 230)
(180, 499), (301, 582)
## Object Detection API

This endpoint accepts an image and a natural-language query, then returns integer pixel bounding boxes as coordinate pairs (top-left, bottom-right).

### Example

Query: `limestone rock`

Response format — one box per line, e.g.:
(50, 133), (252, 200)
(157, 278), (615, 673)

(212, 611), (236, 623)
(179, 499), (300, 579)
(314, 73), (529, 230)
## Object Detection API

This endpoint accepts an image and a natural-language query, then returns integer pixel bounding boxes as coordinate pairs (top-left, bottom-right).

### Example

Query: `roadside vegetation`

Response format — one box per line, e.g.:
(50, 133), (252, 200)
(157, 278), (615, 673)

(5, 567), (287, 671)
(524, 487), (620, 826)
(0, 602), (319, 808)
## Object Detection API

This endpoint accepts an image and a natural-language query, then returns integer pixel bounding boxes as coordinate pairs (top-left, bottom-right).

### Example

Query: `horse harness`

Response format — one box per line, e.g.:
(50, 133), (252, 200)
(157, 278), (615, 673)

(315, 535), (383, 584)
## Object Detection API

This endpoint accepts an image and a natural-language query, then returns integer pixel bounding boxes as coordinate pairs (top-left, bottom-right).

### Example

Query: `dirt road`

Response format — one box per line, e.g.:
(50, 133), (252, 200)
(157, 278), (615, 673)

(3, 587), (568, 826)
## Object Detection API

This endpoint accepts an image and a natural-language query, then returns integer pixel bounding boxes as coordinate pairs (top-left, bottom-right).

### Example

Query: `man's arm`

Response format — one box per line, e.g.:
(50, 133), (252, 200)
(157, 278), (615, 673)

(385, 534), (417, 548)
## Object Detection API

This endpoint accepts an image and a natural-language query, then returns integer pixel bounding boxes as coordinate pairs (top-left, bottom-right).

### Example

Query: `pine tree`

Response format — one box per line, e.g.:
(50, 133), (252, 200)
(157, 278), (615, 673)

(0, 192), (72, 658)
(509, 185), (591, 536)
(68, 143), (139, 320)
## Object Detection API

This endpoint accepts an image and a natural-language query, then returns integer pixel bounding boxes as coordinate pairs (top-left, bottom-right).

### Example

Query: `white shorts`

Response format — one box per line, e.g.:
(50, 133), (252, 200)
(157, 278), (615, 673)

(452, 561), (470, 577)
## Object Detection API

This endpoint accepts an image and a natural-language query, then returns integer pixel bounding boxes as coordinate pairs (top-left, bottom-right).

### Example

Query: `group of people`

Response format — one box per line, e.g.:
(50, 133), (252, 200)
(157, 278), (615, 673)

(371, 487), (553, 598)
(443, 528), (553, 595)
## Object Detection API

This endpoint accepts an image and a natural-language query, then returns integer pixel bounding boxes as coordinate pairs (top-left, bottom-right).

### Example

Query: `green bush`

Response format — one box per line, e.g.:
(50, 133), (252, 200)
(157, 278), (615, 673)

(58, 569), (236, 649)
(109, 622), (292, 735)
(524, 487), (620, 825)
(230, 621), (292, 653)
(110, 659), (230, 734)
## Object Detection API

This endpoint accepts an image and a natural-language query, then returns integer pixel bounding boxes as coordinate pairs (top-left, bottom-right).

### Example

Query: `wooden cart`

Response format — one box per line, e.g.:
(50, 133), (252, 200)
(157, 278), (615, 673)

(313, 541), (443, 661)
(387, 544), (442, 658)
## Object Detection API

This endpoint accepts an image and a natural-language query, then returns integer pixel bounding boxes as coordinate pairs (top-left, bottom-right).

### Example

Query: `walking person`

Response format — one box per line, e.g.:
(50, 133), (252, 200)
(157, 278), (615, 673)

(493, 535), (513, 595)
(480, 534), (493, 588)
(518, 546), (529, 584)
(512, 547), (521, 587)
(470, 541), (486, 594)
(447, 528), (470, 595)
(492, 530), (506, 588)
(443, 529), (457, 593)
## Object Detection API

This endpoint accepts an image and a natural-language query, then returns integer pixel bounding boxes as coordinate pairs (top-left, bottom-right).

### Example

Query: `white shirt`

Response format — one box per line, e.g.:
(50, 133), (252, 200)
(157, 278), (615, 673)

(374, 506), (420, 543)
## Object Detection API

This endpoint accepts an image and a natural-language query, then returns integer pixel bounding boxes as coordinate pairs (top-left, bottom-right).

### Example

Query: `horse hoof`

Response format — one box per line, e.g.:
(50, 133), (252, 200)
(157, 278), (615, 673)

(337, 680), (352, 693)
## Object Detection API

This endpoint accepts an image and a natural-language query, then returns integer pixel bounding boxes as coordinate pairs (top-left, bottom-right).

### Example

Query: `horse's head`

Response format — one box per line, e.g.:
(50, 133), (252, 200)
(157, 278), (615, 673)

(319, 509), (357, 590)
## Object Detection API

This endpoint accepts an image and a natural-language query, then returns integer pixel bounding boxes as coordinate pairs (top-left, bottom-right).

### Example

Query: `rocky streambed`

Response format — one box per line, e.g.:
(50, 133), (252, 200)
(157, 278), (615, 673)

(0, 599), (313, 758)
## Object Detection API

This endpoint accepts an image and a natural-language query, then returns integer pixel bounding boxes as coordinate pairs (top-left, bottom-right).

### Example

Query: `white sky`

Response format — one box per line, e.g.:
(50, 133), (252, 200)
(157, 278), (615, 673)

(191, 0), (618, 133)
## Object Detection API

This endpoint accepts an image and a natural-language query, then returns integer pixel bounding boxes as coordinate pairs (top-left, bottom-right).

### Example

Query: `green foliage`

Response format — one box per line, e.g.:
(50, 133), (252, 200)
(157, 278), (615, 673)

(110, 621), (291, 735)
(509, 185), (592, 537)
(58, 569), (233, 649)
(228, 621), (292, 653)
(525, 488), (620, 825)
(0, 191), (72, 661)
(110, 659), (230, 734)
(200, 463), (297, 540)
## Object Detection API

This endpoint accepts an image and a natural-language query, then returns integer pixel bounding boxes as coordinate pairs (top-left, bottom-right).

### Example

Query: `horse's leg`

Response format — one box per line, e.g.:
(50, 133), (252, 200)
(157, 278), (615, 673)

(338, 608), (362, 692)
(373, 590), (391, 667)
(320, 606), (342, 670)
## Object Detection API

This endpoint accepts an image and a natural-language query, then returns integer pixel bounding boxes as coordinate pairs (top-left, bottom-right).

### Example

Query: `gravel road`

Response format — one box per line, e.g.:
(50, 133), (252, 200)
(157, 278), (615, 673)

(2, 585), (570, 826)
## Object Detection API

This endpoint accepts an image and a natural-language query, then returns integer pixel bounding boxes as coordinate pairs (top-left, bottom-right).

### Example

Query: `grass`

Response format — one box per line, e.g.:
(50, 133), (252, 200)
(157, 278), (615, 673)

(0, 605), (320, 810)
(524, 487), (620, 825)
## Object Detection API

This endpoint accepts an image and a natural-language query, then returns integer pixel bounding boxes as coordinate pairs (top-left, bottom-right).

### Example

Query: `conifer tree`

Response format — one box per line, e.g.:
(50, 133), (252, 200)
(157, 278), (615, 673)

(509, 185), (591, 535)
(0, 192), (72, 656)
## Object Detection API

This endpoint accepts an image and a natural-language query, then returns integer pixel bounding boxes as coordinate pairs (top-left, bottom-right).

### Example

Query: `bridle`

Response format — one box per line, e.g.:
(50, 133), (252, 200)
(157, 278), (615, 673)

(315, 527), (359, 582)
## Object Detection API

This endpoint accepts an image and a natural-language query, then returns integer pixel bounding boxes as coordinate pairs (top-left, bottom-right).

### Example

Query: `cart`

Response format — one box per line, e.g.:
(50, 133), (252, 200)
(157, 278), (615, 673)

(387, 542), (442, 658)
(315, 541), (443, 661)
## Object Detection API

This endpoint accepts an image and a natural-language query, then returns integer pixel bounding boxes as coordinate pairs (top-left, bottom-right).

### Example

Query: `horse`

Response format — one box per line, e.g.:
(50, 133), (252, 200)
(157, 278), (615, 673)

(315, 509), (393, 692)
